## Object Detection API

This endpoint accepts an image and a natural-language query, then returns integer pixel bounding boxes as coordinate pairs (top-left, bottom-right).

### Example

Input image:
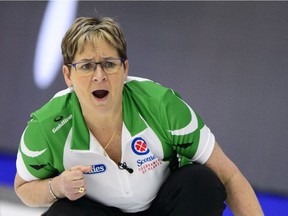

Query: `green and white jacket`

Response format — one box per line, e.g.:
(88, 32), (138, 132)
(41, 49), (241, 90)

(16, 76), (215, 213)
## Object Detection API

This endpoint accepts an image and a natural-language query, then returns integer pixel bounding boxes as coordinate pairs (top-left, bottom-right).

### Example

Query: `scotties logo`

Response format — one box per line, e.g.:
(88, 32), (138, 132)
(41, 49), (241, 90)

(131, 137), (150, 155)
(84, 164), (106, 174)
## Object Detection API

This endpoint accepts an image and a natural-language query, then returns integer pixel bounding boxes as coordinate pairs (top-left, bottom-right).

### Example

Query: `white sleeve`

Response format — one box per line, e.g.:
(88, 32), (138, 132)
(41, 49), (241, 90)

(16, 151), (38, 181)
(191, 125), (215, 164)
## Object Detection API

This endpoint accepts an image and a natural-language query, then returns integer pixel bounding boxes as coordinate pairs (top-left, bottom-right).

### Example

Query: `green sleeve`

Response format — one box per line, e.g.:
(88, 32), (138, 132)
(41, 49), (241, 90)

(159, 89), (205, 161)
(18, 117), (59, 179)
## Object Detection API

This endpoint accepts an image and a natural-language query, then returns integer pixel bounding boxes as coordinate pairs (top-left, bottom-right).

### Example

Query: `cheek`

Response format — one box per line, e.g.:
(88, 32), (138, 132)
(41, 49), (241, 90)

(110, 78), (125, 97)
(71, 74), (90, 86)
(71, 77), (92, 95)
(118, 74), (126, 88)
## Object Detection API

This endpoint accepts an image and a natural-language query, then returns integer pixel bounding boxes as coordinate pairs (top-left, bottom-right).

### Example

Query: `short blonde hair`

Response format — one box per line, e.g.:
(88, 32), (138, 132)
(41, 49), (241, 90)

(61, 17), (127, 65)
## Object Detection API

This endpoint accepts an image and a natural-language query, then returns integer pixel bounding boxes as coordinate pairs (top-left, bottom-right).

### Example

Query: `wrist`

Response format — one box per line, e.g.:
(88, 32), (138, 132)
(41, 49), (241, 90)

(48, 178), (60, 200)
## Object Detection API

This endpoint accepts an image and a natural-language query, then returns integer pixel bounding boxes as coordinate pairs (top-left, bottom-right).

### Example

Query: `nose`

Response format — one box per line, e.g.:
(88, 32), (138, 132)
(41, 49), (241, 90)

(92, 65), (107, 82)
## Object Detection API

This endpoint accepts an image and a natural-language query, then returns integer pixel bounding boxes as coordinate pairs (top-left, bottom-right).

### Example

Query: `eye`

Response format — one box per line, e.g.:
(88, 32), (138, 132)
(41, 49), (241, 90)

(80, 62), (95, 71)
(101, 61), (116, 69)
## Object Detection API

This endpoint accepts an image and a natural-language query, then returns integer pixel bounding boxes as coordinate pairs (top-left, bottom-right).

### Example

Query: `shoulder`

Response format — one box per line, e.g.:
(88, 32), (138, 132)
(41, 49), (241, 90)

(123, 76), (197, 127)
(24, 88), (75, 138)
(22, 88), (75, 150)
(31, 88), (74, 122)
(124, 76), (171, 99)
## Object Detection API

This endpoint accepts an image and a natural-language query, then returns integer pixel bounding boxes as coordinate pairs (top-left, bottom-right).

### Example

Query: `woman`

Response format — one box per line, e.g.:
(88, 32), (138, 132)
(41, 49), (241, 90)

(14, 17), (263, 215)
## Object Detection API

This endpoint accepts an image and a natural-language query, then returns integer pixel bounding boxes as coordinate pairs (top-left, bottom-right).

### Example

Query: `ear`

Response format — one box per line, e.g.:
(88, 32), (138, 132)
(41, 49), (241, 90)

(63, 65), (73, 87)
(123, 60), (129, 80)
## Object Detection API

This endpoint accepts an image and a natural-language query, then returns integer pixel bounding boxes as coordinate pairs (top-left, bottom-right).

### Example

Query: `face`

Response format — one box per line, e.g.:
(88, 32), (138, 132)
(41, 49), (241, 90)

(63, 38), (128, 116)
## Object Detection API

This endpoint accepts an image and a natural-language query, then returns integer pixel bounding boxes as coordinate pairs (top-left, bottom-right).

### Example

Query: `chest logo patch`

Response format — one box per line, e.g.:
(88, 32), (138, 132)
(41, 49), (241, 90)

(131, 137), (150, 155)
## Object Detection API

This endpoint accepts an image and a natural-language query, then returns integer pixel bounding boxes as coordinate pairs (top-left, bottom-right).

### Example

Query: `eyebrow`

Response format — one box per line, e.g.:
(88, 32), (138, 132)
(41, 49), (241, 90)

(74, 56), (119, 63)
(73, 58), (94, 63)
(100, 56), (120, 61)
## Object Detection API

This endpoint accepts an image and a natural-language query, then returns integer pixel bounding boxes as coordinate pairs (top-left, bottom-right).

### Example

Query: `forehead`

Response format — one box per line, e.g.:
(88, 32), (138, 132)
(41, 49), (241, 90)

(75, 38), (118, 60)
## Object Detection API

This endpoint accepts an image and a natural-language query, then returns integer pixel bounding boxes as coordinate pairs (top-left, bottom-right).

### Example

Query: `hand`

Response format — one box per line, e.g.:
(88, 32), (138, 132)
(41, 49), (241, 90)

(58, 165), (92, 201)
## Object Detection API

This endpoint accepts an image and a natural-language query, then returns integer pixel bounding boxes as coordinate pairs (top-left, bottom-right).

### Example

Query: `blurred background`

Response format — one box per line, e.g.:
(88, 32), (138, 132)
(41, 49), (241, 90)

(0, 1), (287, 215)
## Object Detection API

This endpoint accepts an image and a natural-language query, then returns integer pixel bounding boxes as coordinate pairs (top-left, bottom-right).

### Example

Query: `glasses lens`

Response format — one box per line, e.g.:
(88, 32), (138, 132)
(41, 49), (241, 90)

(77, 62), (96, 74)
(101, 60), (121, 74)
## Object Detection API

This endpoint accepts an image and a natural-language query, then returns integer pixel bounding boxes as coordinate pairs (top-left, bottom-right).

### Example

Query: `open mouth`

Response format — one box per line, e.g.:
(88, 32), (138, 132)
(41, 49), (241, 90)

(92, 90), (109, 99)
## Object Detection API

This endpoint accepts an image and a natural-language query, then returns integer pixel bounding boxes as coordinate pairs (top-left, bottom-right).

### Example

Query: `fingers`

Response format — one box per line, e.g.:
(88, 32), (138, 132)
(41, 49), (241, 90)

(69, 165), (92, 180)
(59, 165), (91, 200)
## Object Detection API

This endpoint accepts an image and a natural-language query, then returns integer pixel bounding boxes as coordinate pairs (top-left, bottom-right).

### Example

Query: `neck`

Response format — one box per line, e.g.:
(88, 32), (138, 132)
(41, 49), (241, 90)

(84, 108), (122, 132)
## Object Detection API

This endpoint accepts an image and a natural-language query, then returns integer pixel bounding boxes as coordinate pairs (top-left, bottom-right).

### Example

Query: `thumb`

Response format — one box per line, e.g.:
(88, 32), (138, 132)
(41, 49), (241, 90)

(82, 165), (92, 173)
(70, 165), (92, 173)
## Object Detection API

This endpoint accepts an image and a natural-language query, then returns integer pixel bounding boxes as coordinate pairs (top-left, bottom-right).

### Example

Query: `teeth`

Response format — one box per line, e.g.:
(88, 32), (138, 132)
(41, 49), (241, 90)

(92, 90), (109, 99)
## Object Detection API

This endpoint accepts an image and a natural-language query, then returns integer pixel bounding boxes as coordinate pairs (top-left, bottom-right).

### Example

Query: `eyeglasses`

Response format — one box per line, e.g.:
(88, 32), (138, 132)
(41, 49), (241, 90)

(67, 58), (125, 76)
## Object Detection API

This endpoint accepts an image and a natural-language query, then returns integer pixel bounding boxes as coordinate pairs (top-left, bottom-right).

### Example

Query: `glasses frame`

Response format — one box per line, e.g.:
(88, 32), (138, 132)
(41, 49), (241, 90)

(67, 58), (126, 75)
